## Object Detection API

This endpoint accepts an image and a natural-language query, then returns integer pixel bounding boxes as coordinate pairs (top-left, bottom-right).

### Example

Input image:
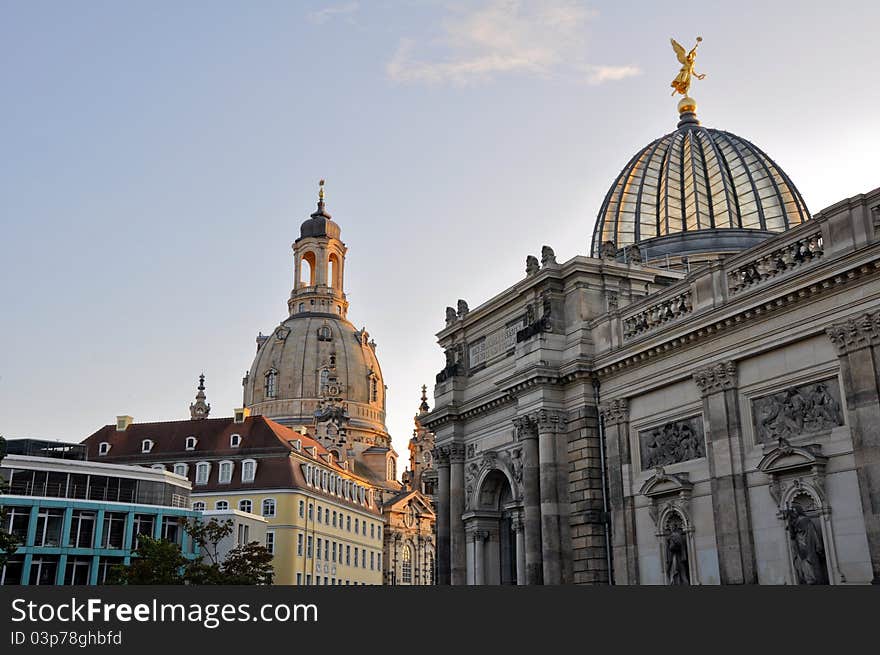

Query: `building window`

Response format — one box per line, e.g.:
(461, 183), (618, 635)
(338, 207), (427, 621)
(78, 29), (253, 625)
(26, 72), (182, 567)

(141, 439), (154, 453)
(299, 500), (305, 518)
(362, 521), (367, 536)
(192, 501), (206, 511)
(186, 437), (197, 451)
(215, 500), (229, 511)
(354, 549), (359, 567)
(332, 542), (337, 562)
(317, 505), (322, 523)
(296, 573), (302, 585)
(307, 536), (313, 559)
(68, 510), (96, 548)
(355, 518), (359, 534)
(239, 499), (253, 514)
(346, 515), (351, 532)
(298, 303), (305, 313)
(297, 533), (303, 556)
(173, 463), (188, 477)
(151, 464), (166, 471)
(241, 459), (256, 483)
(346, 545), (351, 565)
(370, 551), (375, 570)
(265, 369), (278, 398)
(402, 545), (413, 583)
(333, 511), (337, 528)
(378, 525), (382, 540)
(371, 523), (375, 539)
(262, 498), (276, 517)
(362, 549), (366, 569)
(195, 462), (210, 485)
(102, 512), (126, 549)
(324, 508), (329, 524)
(35, 509), (64, 547)
(308, 504), (313, 521)
(98, 442), (110, 456)
(230, 434), (241, 448)
(218, 460), (233, 484)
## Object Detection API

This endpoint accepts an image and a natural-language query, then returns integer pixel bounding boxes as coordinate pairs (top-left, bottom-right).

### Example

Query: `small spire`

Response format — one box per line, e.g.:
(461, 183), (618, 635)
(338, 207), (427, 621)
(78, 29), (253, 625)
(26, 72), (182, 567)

(419, 384), (430, 415)
(318, 178), (325, 208)
(190, 373), (211, 420)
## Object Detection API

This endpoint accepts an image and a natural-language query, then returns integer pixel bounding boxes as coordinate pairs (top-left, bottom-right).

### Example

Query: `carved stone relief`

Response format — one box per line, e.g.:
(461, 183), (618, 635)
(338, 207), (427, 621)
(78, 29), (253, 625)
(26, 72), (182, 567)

(752, 378), (844, 443)
(639, 416), (705, 469)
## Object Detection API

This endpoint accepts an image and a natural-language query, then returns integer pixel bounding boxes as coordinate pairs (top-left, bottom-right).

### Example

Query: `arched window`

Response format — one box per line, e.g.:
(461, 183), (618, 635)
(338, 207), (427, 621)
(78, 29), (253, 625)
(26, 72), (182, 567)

(262, 498), (276, 518)
(300, 251), (316, 287)
(238, 499), (253, 514)
(320, 369), (329, 389)
(265, 369), (278, 398)
(192, 501), (206, 511)
(387, 457), (396, 481)
(319, 325), (332, 341)
(215, 500), (229, 511)
(401, 544), (412, 584)
(230, 434), (241, 448)
(298, 302), (305, 313)
(328, 253), (340, 290)
(98, 442), (110, 456)
(141, 439), (154, 453)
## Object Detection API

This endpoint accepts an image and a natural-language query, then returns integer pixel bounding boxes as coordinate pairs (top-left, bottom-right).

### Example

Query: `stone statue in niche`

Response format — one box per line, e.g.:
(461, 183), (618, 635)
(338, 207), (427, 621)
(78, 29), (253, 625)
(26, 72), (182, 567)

(525, 255), (540, 275)
(510, 447), (523, 485)
(665, 515), (690, 585)
(464, 462), (480, 508)
(784, 503), (828, 585)
(753, 379), (843, 442)
(640, 417), (705, 469)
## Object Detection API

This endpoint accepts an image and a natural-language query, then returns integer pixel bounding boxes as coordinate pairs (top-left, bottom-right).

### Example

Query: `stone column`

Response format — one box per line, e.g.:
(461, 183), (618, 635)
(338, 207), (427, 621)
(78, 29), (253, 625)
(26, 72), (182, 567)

(537, 409), (563, 585)
(512, 514), (526, 585)
(472, 530), (488, 585)
(693, 361), (757, 584)
(601, 398), (639, 585)
(449, 442), (467, 585)
(515, 416), (543, 584)
(434, 446), (451, 585)
(827, 312), (880, 583)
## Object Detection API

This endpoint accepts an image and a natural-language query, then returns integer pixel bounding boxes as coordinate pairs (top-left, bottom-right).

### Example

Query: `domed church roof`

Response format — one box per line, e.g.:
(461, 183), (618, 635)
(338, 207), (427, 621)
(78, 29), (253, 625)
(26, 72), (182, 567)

(590, 99), (810, 263)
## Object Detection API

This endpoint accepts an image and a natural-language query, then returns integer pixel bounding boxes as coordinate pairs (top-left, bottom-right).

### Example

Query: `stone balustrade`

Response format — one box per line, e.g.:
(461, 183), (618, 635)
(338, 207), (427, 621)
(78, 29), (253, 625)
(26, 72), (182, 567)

(623, 290), (693, 340)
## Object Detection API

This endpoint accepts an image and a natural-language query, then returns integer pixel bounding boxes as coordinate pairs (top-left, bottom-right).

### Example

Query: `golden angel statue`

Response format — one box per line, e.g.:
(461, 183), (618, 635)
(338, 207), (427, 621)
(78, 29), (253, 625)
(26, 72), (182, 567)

(670, 37), (705, 96)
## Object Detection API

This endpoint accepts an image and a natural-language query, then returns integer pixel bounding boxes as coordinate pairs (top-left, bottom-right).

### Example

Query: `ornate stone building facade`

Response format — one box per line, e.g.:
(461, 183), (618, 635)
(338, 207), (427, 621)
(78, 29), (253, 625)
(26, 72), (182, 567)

(424, 92), (880, 584)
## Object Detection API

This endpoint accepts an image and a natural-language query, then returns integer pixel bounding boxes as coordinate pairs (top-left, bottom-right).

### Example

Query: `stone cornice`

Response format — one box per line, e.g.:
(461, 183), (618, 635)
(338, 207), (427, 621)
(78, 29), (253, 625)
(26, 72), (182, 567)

(600, 399), (629, 426)
(826, 310), (880, 355)
(596, 250), (880, 378)
(693, 361), (738, 397)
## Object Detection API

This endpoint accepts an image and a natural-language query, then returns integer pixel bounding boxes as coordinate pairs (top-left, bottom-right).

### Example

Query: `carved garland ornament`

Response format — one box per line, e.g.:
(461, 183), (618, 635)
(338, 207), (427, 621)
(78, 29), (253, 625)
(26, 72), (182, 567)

(692, 360), (737, 396)
(825, 310), (880, 355)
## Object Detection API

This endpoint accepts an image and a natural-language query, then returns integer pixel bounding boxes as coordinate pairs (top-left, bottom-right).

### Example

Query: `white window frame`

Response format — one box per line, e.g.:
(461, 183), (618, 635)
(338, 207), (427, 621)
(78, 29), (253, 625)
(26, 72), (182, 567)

(192, 501), (206, 511)
(173, 463), (188, 477)
(230, 434), (241, 448)
(238, 499), (253, 514)
(195, 462), (211, 485)
(98, 442), (110, 456)
(185, 436), (197, 451)
(262, 498), (277, 518)
(215, 500), (229, 511)
(241, 458), (257, 483)
(141, 439), (154, 453)
(218, 460), (233, 484)
(151, 464), (166, 471)
(266, 530), (275, 555)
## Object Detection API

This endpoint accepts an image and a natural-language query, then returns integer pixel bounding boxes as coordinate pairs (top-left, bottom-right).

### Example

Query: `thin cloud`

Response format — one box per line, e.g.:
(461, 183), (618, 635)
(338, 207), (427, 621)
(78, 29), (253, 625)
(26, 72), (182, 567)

(386, 0), (639, 85)
(309, 2), (360, 25)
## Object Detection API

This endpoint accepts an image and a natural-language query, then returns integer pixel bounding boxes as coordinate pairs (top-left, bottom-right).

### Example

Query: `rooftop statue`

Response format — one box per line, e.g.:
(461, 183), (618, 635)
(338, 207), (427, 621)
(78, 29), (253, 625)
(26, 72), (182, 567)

(670, 36), (705, 96)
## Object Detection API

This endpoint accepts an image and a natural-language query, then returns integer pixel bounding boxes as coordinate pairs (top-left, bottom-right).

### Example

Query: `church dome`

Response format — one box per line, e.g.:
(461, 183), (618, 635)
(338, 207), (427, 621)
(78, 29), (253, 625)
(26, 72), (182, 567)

(244, 315), (387, 435)
(590, 106), (810, 263)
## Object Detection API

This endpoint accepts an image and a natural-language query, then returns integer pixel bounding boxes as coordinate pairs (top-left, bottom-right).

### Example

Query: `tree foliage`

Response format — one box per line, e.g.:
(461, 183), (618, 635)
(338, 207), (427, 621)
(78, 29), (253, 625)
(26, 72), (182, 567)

(0, 435), (20, 571)
(109, 516), (275, 585)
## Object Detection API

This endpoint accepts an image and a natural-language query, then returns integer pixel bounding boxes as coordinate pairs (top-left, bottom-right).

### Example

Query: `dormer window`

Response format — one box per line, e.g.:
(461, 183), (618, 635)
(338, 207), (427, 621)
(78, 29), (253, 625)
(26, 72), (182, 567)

(185, 436), (197, 451)
(230, 434), (241, 448)
(173, 463), (188, 477)
(218, 460), (233, 484)
(265, 369), (278, 399)
(318, 325), (332, 341)
(141, 439), (154, 454)
(98, 442), (111, 456)
(242, 459), (256, 483)
(195, 462), (210, 485)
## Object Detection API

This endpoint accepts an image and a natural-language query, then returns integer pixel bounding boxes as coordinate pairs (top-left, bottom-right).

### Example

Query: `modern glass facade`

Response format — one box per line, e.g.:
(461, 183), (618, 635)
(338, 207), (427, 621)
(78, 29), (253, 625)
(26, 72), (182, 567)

(0, 455), (199, 585)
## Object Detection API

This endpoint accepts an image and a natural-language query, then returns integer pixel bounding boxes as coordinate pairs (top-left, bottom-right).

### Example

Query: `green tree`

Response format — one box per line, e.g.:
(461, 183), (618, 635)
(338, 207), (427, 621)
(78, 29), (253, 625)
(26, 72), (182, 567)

(0, 435), (20, 572)
(221, 541), (275, 585)
(107, 536), (188, 585)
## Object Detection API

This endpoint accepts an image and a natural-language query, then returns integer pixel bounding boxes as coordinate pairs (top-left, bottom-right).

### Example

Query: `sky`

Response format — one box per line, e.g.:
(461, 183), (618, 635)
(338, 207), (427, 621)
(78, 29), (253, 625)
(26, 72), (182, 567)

(2, 0), (879, 465)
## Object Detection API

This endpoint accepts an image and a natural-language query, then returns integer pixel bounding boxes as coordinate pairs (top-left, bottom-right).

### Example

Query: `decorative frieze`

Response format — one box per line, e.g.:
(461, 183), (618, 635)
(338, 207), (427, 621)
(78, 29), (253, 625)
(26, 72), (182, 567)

(513, 415), (539, 441)
(825, 310), (880, 355)
(693, 361), (737, 396)
(752, 378), (844, 443)
(623, 290), (693, 340)
(448, 442), (466, 463)
(638, 416), (705, 469)
(600, 399), (629, 426)
(727, 231), (824, 295)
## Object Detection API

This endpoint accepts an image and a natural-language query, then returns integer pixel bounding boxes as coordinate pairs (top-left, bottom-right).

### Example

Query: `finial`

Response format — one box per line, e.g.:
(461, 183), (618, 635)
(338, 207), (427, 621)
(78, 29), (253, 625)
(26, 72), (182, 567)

(198, 372), (205, 392)
(190, 373), (211, 420)
(669, 36), (705, 127)
(318, 179), (325, 205)
(419, 384), (430, 414)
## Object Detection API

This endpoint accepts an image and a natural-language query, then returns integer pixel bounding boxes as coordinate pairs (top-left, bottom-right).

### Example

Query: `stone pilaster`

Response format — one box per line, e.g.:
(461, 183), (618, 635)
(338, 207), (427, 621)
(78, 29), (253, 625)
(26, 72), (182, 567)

(537, 409), (564, 585)
(433, 446), (451, 585)
(601, 398), (639, 585)
(514, 415), (543, 584)
(827, 311), (880, 583)
(471, 529), (489, 585)
(511, 513), (526, 585)
(693, 361), (757, 584)
(448, 442), (467, 585)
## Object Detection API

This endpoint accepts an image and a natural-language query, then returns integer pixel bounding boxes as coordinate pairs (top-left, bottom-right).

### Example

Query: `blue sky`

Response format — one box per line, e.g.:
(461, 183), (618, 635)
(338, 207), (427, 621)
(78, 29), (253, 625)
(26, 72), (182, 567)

(2, 1), (878, 462)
